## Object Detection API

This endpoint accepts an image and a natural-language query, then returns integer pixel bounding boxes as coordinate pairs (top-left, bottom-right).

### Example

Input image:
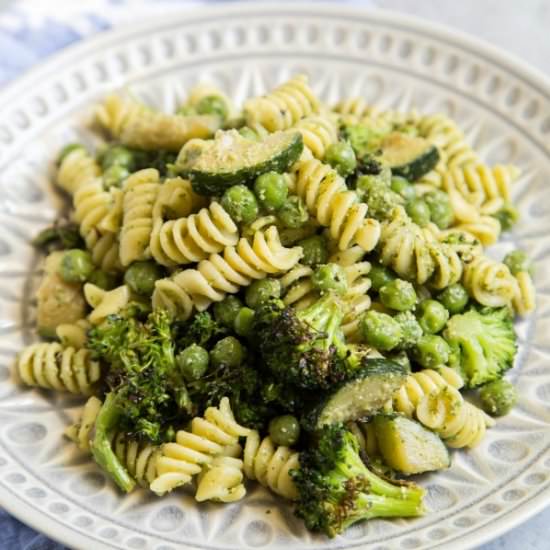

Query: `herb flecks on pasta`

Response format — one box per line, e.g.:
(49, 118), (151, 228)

(19, 74), (533, 539)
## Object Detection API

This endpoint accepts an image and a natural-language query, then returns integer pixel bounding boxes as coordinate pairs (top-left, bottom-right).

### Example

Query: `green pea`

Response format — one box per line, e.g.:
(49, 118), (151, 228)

(103, 164), (130, 189)
(312, 263), (348, 295)
(394, 311), (423, 349)
(176, 343), (209, 381)
(391, 176), (416, 202)
(210, 336), (245, 368)
(213, 296), (243, 327)
(406, 198), (431, 227)
(221, 184), (259, 224)
(195, 95), (228, 120)
(360, 311), (402, 351)
(369, 265), (396, 292)
(238, 126), (260, 141)
(58, 143), (85, 164)
(88, 269), (118, 290)
(504, 250), (533, 276)
(254, 172), (288, 212)
(494, 202), (519, 231)
(437, 284), (469, 315)
(269, 415), (301, 447)
(479, 379), (518, 416)
(324, 141), (357, 177)
(234, 307), (255, 337)
(416, 299), (449, 334)
(424, 190), (453, 229)
(245, 278), (281, 309)
(297, 235), (328, 267)
(278, 196), (309, 228)
(101, 145), (135, 170)
(379, 279), (417, 311)
(414, 334), (451, 369)
(124, 261), (164, 296)
(59, 249), (94, 283)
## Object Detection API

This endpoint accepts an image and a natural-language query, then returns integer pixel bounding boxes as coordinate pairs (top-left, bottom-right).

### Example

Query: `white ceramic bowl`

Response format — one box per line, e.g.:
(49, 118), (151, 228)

(0, 3), (549, 549)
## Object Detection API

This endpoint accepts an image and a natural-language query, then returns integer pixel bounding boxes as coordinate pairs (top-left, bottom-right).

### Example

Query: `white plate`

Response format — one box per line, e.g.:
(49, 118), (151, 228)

(0, 3), (549, 549)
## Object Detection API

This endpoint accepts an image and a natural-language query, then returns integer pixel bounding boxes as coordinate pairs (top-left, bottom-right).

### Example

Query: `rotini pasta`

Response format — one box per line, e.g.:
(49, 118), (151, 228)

(184, 83), (235, 119)
(195, 456), (246, 503)
(512, 271), (536, 316)
(416, 113), (477, 167)
(393, 367), (493, 449)
(57, 147), (101, 195)
(348, 421), (379, 457)
(153, 226), (302, 316)
(379, 207), (462, 288)
(293, 114), (338, 159)
(463, 255), (519, 307)
(244, 75), (320, 132)
(151, 177), (207, 220)
(150, 397), (250, 496)
(17, 342), (101, 395)
(292, 156), (381, 251)
(96, 94), (220, 151)
(150, 202), (239, 267)
(119, 169), (161, 266)
(243, 431), (299, 500)
(56, 319), (91, 349)
(84, 283), (131, 325)
(65, 396), (161, 487)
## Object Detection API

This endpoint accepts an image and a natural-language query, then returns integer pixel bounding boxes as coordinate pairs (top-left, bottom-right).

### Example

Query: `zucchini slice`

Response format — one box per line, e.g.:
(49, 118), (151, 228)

(379, 132), (439, 181)
(373, 415), (450, 474)
(305, 359), (407, 430)
(176, 129), (303, 195)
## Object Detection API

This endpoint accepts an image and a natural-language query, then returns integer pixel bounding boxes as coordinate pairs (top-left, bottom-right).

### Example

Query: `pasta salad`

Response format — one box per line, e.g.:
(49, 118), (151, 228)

(18, 74), (534, 538)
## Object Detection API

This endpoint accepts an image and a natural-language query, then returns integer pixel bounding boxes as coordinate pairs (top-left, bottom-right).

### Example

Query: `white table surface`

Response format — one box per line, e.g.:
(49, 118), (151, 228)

(0, 1), (548, 549)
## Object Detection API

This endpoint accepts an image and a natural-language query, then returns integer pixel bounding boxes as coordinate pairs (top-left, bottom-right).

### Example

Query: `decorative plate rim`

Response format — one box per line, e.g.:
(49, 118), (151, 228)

(0, 3), (549, 549)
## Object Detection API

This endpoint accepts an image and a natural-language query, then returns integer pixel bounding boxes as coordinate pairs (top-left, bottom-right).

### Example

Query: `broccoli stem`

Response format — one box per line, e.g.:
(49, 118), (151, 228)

(297, 293), (345, 351)
(91, 392), (136, 493)
(348, 492), (424, 524)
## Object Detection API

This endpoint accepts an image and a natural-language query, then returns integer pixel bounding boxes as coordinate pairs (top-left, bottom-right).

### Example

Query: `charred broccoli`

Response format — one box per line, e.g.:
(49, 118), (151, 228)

(444, 307), (517, 388)
(254, 294), (349, 390)
(292, 425), (425, 537)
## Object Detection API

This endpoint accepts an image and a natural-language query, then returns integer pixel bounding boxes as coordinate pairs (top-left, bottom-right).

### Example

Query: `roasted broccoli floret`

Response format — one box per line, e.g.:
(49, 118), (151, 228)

(175, 310), (227, 349)
(443, 307), (517, 388)
(292, 425), (425, 537)
(89, 310), (193, 443)
(254, 294), (349, 389)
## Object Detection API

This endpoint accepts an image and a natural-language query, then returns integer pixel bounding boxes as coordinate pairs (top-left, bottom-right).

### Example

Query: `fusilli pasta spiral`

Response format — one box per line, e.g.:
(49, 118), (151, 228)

(416, 113), (477, 167)
(150, 202), (239, 267)
(84, 284), (131, 325)
(150, 397), (250, 496)
(96, 94), (220, 151)
(512, 271), (536, 316)
(393, 368), (493, 449)
(243, 431), (299, 500)
(65, 396), (161, 487)
(56, 319), (91, 349)
(152, 177), (207, 220)
(348, 421), (379, 457)
(196, 456), (246, 503)
(293, 114), (338, 159)
(379, 207), (462, 288)
(463, 255), (519, 307)
(119, 169), (161, 266)
(244, 75), (320, 132)
(17, 342), (101, 395)
(292, 157), (381, 251)
(153, 226), (302, 316)
(57, 148), (101, 195)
